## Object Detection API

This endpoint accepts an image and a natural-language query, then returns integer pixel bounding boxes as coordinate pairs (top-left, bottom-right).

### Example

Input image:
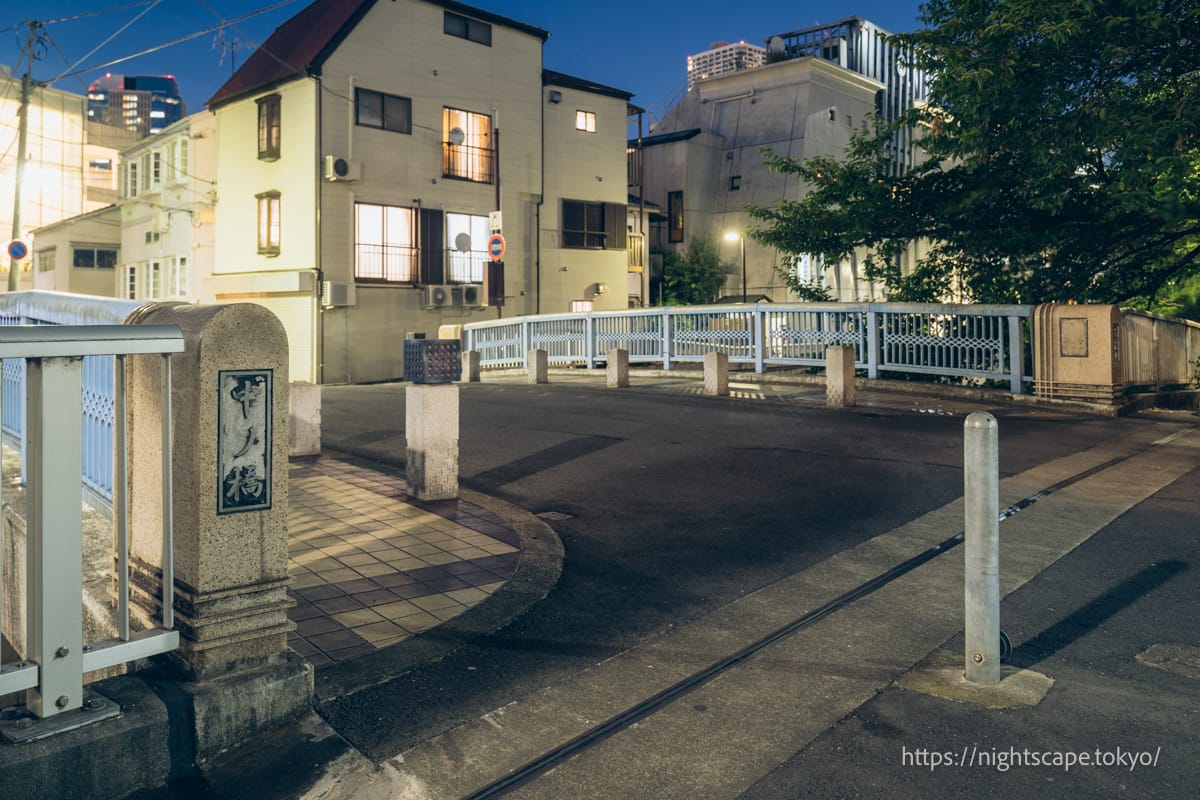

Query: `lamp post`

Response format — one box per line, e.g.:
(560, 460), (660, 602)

(725, 231), (746, 303)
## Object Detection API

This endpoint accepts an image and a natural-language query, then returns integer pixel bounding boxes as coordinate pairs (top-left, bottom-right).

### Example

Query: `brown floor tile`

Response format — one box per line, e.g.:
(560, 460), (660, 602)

(313, 595), (365, 614)
(308, 629), (369, 653)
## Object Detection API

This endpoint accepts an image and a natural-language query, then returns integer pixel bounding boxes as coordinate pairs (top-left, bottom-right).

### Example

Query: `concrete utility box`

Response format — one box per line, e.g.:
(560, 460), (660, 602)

(1032, 304), (1122, 402)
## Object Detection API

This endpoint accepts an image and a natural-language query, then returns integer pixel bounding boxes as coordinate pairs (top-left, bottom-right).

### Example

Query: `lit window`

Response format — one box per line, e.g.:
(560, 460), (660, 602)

(256, 191), (281, 256)
(445, 213), (488, 283)
(442, 107), (494, 183)
(575, 110), (596, 133)
(354, 202), (415, 283)
(667, 190), (684, 243)
(257, 94), (281, 161)
(355, 88), (412, 134)
(444, 11), (491, 45)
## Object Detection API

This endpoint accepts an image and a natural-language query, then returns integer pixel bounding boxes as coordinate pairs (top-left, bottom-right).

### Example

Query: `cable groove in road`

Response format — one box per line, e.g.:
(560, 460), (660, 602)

(462, 427), (1193, 800)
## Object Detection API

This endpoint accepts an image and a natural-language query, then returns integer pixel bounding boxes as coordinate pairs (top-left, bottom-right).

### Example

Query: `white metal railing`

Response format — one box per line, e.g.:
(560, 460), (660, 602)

(0, 292), (147, 510)
(0, 324), (183, 721)
(464, 303), (1034, 393)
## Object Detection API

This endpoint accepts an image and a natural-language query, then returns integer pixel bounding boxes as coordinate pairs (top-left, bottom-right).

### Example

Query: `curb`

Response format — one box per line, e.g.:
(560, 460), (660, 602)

(311, 451), (564, 703)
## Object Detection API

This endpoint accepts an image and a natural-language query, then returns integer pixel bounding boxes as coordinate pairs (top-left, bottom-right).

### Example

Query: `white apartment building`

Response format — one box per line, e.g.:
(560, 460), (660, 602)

(686, 41), (767, 90)
(207, 0), (634, 384)
(117, 112), (216, 302)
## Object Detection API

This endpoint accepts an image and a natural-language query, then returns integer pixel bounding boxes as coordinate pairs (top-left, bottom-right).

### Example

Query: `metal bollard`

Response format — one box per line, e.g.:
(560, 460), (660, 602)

(964, 411), (1001, 683)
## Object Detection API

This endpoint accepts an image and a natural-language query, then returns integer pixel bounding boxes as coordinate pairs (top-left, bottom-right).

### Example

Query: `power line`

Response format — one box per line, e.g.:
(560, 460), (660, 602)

(49, 0), (165, 84)
(52, 0), (299, 83)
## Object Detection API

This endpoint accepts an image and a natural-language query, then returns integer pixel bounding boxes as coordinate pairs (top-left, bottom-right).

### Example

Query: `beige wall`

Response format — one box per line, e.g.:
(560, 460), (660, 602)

(644, 58), (882, 301)
(29, 206), (121, 296)
(540, 83), (630, 312)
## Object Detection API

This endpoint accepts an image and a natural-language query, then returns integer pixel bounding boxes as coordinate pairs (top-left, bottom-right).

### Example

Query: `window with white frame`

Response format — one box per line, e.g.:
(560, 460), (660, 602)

(442, 107), (493, 183)
(124, 264), (138, 299)
(256, 191), (281, 256)
(127, 160), (139, 197)
(445, 212), (488, 283)
(575, 110), (596, 132)
(355, 202), (416, 283)
(35, 248), (55, 273)
(148, 260), (161, 298)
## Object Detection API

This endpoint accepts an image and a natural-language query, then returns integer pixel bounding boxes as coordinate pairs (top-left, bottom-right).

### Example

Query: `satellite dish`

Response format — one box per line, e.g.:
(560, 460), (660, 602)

(768, 36), (785, 53)
(448, 127), (466, 146)
(454, 232), (472, 252)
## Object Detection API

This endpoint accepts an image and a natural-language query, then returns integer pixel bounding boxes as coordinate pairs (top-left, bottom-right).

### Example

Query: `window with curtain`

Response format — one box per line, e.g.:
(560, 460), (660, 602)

(445, 212), (488, 282)
(257, 94), (281, 160)
(442, 107), (493, 183)
(256, 191), (281, 255)
(355, 202), (416, 283)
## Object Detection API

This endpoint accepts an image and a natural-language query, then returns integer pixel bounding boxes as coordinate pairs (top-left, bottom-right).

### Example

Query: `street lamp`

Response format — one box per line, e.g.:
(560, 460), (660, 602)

(725, 231), (747, 303)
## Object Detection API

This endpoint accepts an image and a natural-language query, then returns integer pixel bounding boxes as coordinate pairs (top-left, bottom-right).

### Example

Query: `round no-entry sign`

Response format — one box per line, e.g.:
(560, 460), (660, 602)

(7, 240), (28, 261)
(487, 233), (506, 262)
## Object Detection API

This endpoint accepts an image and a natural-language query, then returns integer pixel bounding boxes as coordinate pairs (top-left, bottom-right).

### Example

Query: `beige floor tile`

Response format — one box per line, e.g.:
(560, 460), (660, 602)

(421, 552), (460, 566)
(477, 581), (505, 594)
(354, 620), (406, 644)
(289, 572), (325, 589)
(410, 594), (462, 612)
(373, 600), (424, 619)
(429, 605), (467, 622)
(371, 634), (410, 649)
(358, 539), (396, 553)
(399, 612), (441, 633)
(315, 567), (359, 583)
(353, 563), (395, 578)
(403, 543), (442, 557)
(301, 556), (341, 572)
(445, 587), (489, 604)
(339, 553), (378, 567)
(333, 608), (385, 628)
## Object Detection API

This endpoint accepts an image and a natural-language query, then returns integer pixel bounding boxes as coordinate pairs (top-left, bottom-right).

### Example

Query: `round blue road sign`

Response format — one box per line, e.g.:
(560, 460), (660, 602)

(7, 240), (28, 261)
(487, 233), (506, 262)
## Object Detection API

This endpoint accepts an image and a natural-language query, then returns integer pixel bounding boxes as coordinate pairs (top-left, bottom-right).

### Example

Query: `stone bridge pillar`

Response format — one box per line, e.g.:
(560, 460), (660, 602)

(125, 302), (310, 758)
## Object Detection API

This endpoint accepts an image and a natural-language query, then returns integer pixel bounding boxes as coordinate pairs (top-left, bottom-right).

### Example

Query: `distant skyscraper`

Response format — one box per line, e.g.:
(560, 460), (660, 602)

(87, 74), (185, 138)
(686, 40), (767, 90)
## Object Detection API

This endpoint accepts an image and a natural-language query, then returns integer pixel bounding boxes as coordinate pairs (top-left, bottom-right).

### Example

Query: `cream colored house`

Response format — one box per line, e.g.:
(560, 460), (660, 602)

(207, 0), (633, 384)
(116, 112), (217, 302)
(29, 205), (121, 296)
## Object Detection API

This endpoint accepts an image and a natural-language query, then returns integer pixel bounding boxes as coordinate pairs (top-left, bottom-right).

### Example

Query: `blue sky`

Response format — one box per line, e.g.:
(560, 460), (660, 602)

(2, 0), (926, 121)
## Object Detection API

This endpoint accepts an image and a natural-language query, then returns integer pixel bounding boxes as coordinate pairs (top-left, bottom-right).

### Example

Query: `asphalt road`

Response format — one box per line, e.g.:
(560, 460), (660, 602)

(316, 376), (1156, 761)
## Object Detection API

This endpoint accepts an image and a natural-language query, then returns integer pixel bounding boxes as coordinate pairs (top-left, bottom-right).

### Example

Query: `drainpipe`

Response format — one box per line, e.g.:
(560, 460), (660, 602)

(537, 86), (544, 314)
(315, 75), (325, 384)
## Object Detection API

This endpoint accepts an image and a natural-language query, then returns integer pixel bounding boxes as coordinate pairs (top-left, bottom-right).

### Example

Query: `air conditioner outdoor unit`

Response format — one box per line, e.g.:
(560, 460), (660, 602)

(457, 283), (486, 308)
(424, 284), (454, 309)
(324, 155), (361, 182)
(321, 280), (357, 308)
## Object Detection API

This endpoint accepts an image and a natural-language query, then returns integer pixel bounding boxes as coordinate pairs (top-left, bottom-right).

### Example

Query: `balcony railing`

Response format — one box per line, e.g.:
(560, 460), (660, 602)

(442, 142), (495, 183)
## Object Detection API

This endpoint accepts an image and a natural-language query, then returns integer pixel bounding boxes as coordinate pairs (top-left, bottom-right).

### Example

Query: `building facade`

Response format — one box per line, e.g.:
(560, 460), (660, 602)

(686, 41), (767, 90)
(117, 112), (216, 302)
(207, 0), (633, 384)
(2, 68), (130, 289)
(87, 74), (186, 138)
(30, 205), (121, 296)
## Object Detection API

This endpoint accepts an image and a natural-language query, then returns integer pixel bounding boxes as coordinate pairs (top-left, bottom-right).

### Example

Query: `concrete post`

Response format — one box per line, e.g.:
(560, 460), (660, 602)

(703, 351), (729, 396)
(126, 303), (311, 758)
(607, 348), (629, 388)
(527, 348), (548, 384)
(288, 381), (321, 456)
(964, 411), (1001, 684)
(826, 345), (856, 407)
(405, 384), (459, 500)
(462, 350), (481, 382)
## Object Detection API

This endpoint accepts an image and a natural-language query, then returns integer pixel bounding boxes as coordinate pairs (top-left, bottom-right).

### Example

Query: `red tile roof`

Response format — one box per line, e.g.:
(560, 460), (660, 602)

(207, 0), (374, 109)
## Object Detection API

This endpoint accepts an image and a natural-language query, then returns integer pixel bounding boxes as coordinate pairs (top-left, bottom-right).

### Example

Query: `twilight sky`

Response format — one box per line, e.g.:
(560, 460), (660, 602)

(2, 0), (927, 123)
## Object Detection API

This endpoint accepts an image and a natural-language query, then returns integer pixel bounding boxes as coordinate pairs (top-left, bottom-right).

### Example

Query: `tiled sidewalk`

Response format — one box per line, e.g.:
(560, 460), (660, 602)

(286, 456), (522, 668)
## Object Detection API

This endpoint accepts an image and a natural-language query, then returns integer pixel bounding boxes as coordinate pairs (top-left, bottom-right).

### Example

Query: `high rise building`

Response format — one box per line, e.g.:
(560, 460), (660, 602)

(87, 74), (186, 138)
(686, 40), (766, 90)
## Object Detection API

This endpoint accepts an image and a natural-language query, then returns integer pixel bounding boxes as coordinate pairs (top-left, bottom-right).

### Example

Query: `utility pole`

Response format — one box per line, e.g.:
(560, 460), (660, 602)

(8, 21), (42, 292)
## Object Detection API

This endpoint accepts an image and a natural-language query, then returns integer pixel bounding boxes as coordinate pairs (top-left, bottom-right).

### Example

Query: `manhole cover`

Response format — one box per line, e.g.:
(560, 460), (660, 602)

(536, 511), (574, 521)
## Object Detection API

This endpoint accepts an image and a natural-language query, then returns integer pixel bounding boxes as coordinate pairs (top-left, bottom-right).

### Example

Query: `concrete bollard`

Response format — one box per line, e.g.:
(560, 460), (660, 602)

(462, 349), (481, 383)
(964, 411), (1001, 684)
(607, 348), (630, 388)
(289, 381), (321, 456)
(703, 351), (729, 396)
(527, 348), (548, 384)
(405, 384), (460, 500)
(825, 345), (856, 407)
